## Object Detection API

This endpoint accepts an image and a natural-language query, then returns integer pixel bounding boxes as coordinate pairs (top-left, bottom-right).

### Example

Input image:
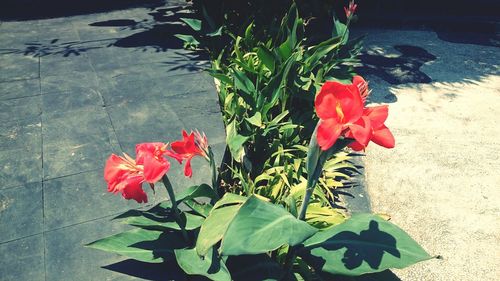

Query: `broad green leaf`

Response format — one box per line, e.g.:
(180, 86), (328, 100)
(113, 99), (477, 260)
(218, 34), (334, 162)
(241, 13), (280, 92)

(220, 196), (317, 256)
(113, 201), (172, 221)
(257, 46), (276, 72)
(245, 112), (263, 128)
(176, 184), (217, 203)
(209, 72), (233, 85)
(196, 204), (241, 256)
(126, 212), (204, 231)
(226, 119), (249, 162)
(114, 200), (204, 231)
(226, 254), (284, 281)
(304, 37), (341, 68)
(233, 69), (256, 95)
(277, 37), (292, 60)
(180, 18), (202, 31)
(175, 247), (231, 281)
(174, 34), (200, 46)
(332, 19), (349, 45)
(299, 213), (434, 276)
(213, 193), (248, 209)
(207, 26), (223, 37)
(113, 201), (171, 221)
(185, 199), (212, 217)
(86, 229), (186, 263)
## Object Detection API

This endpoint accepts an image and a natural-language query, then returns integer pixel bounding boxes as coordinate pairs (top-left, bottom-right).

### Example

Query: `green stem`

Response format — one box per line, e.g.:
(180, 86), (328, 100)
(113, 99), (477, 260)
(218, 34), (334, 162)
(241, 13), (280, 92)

(297, 186), (314, 221)
(283, 124), (322, 278)
(282, 180), (316, 279)
(161, 175), (189, 243)
(208, 146), (221, 201)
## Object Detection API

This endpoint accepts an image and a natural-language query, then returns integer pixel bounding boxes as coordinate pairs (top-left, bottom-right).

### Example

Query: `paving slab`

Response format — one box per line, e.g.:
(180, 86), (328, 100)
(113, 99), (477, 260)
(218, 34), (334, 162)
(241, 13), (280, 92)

(0, 94), (42, 122)
(0, 182), (43, 243)
(0, 2), (225, 280)
(0, 78), (40, 100)
(43, 171), (139, 231)
(41, 108), (120, 179)
(0, 149), (43, 189)
(0, 234), (45, 281)
(0, 53), (39, 82)
(44, 218), (135, 281)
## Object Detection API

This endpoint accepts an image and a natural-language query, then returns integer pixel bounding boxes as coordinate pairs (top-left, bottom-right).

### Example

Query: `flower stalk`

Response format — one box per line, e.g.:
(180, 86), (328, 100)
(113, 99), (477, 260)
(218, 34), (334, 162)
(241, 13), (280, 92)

(208, 146), (221, 200)
(161, 175), (189, 243)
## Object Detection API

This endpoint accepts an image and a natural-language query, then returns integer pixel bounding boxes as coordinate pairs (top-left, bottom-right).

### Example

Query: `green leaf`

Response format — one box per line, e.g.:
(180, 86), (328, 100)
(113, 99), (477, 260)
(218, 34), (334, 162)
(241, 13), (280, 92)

(174, 34), (200, 46)
(176, 184), (217, 203)
(233, 69), (256, 95)
(226, 119), (249, 162)
(332, 19), (349, 44)
(304, 36), (341, 68)
(257, 46), (276, 72)
(213, 193), (248, 209)
(277, 37), (292, 60)
(220, 196), (318, 256)
(180, 18), (202, 31)
(305, 203), (346, 229)
(175, 247), (231, 281)
(86, 229), (187, 263)
(209, 71), (232, 85)
(207, 26), (223, 37)
(114, 200), (203, 231)
(226, 254), (284, 281)
(299, 213), (434, 276)
(196, 204), (241, 256)
(113, 202), (170, 221)
(245, 112), (263, 128)
(185, 199), (212, 217)
(126, 211), (204, 231)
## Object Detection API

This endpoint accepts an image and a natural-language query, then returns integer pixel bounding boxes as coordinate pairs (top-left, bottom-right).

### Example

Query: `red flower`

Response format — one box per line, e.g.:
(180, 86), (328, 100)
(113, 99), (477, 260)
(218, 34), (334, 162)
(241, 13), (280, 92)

(314, 80), (370, 151)
(344, 0), (358, 18)
(170, 130), (209, 178)
(348, 106), (395, 151)
(314, 76), (395, 151)
(135, 142), (175, 183)
(104, 153), (149, 203)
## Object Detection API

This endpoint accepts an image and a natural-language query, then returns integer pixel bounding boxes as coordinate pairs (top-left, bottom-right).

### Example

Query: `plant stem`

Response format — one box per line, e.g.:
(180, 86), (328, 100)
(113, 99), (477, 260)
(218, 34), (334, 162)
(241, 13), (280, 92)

(297, 187), (314, 221)
(208, 146), (221, 201)
(282, 182), (315, 279)
(162, 175), (189, 243)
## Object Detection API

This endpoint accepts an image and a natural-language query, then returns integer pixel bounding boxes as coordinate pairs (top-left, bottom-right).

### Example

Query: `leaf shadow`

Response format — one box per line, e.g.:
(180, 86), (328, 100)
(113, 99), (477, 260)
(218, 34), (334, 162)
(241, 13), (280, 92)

(102, 259), (187, 281)
(303, 220), (400, 272)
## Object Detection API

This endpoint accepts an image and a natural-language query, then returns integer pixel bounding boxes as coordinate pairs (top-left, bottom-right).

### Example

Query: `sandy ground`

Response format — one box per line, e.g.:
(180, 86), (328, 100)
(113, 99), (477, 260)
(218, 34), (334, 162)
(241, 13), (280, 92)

(360, 29), (500, 280)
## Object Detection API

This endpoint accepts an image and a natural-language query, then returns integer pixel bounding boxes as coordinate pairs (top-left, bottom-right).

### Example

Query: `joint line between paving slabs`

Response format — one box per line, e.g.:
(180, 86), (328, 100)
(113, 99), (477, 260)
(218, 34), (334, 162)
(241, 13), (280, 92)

(38, 55), (48, 281)
(87, 57), (124, 153)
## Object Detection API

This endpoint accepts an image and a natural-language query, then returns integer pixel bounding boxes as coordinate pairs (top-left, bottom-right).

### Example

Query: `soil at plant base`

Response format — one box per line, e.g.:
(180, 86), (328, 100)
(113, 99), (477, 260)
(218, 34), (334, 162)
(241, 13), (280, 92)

(359, 28), (500, 281)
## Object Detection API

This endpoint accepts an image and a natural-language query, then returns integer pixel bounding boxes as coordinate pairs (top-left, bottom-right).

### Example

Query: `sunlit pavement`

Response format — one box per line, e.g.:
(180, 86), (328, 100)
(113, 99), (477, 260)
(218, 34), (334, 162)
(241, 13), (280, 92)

(357, 27), (499, 281)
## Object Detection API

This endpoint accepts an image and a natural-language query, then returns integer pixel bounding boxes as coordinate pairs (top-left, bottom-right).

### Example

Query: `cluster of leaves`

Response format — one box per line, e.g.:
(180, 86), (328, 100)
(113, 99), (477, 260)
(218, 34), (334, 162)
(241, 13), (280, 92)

(182, 0), (347, 49)
(199, 5), (361, 225)
(88, 185), (433, 280)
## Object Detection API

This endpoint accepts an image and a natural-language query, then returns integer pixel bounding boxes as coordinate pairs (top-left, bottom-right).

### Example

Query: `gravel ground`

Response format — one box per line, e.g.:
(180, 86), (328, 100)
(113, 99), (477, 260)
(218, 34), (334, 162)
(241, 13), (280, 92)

(358, 28), (500, 280)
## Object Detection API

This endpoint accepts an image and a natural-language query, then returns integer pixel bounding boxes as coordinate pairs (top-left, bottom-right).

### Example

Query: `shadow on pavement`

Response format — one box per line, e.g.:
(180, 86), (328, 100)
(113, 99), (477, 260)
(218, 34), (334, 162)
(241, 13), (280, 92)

(0, 0), (177, 21)
(103, 259), (187, 281)
(0, 5), (194, 57)
(358, 45), (436, 86)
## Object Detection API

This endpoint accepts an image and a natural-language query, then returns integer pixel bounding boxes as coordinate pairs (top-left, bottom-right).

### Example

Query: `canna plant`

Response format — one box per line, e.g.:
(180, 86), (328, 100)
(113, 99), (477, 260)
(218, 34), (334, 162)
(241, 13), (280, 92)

(206, 3), (363, 227)
(87, 76), (435, 280)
